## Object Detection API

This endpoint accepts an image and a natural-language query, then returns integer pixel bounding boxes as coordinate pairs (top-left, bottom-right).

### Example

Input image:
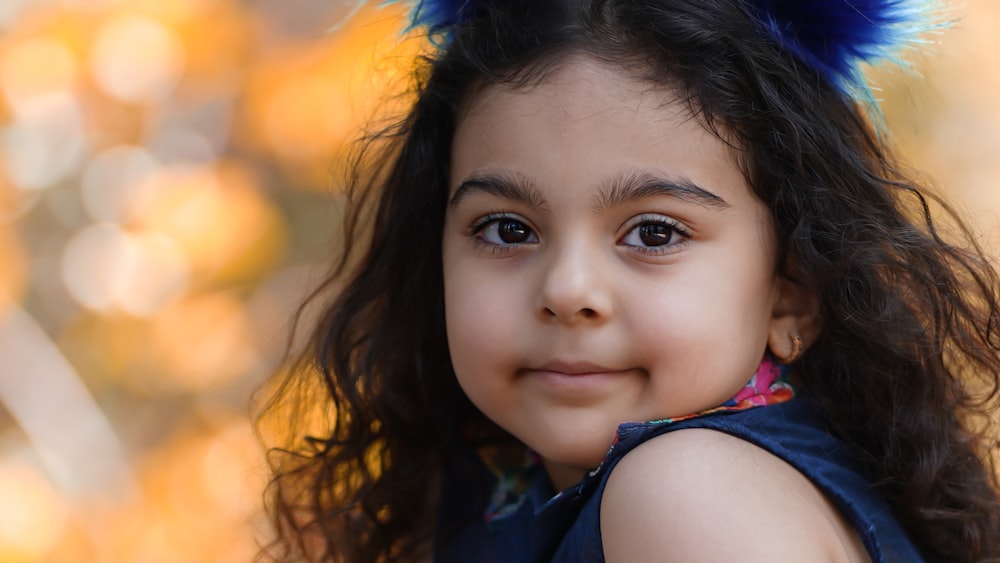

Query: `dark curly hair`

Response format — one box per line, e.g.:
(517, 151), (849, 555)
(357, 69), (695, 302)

(256, 0), (1000, 560)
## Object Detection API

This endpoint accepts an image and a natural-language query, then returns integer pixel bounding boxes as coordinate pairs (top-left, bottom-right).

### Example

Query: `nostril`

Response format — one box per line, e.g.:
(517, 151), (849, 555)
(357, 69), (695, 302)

(540, 306), (601, 320)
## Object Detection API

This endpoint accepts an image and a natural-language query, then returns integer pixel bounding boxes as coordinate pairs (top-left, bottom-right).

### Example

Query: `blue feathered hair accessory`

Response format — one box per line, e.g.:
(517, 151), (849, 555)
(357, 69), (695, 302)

(753, 0), (942, 100)
(406, 0), (475, 32)
(378, 0), (941, 99)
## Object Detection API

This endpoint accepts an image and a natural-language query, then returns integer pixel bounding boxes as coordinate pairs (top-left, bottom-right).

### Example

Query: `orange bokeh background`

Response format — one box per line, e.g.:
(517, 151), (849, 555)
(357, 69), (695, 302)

(0, 1), (999, 561)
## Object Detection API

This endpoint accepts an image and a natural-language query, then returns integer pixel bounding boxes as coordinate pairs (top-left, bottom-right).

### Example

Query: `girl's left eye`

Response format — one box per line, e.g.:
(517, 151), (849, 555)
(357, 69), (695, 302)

(619, 216), (690, 253)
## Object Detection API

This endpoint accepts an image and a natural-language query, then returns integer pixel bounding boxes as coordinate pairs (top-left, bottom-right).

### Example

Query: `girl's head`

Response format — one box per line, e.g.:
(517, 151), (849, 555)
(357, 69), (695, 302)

(381, 0), (905, 463)
(263, 1), (1000, 560)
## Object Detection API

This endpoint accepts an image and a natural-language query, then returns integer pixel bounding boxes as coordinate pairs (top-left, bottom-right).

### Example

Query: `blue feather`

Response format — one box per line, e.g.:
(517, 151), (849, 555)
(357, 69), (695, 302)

(755, 0), (939, 96)
(414, 0), (474, 29)
(380, 0), (475, 33)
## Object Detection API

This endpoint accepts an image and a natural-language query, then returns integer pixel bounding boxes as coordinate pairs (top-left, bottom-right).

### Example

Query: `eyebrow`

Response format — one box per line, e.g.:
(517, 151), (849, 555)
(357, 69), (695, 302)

(449, 172), (548, 209)
(448, 170), (729, 210)
(597, 171), (730, 210)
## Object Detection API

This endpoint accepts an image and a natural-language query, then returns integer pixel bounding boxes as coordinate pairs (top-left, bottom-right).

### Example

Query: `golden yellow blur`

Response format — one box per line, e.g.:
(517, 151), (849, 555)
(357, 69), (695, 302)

(1, 0), (999, 561)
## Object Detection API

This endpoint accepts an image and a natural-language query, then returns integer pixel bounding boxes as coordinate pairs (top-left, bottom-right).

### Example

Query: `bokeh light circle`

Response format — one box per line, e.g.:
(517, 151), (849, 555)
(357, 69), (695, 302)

(60, 223), (190, 316)
(0, 93), (85, 190)
(0, 37), (77, 112)
(61, 223), (132, 312)
(0, 461), (68, 562)
(91, 14), (185, 103)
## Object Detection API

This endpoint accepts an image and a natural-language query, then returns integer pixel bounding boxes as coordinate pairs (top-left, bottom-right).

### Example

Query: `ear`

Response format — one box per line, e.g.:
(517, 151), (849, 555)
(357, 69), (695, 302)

(767, 275), (821, 363)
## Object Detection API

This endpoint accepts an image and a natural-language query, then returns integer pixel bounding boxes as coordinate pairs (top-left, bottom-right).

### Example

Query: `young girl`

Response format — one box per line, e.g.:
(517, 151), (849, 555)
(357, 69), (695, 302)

(258, 0), (1000, 560)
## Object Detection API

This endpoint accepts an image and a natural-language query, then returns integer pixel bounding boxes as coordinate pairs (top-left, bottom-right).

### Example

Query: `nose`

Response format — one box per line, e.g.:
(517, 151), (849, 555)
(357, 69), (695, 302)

(536, 240), (613, 324)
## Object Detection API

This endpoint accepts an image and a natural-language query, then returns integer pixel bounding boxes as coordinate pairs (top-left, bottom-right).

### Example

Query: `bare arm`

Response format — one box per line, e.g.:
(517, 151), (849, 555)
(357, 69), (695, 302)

(600, 428), (869, 563)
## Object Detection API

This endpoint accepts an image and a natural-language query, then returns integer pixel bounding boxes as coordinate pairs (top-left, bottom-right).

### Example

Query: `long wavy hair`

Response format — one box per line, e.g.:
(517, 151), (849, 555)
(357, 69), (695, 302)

(256, 0), (1000, 560)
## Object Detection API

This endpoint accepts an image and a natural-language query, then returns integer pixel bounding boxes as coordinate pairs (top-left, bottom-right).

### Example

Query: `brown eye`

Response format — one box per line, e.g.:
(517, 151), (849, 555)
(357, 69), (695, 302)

(638, 223), (672, 246)
(473, 214), (538, 247)
(619, 215), (690, 255)
(497, 219), (531, 243)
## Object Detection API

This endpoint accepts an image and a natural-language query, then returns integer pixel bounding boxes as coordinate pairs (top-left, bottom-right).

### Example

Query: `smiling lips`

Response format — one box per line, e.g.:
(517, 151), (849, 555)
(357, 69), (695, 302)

(521, 361), (633, 397)
(528, 360), (630, 376)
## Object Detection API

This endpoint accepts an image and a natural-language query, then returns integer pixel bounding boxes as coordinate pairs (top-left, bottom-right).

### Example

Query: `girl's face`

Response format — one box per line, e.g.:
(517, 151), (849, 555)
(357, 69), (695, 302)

(443, 55), (784, 488)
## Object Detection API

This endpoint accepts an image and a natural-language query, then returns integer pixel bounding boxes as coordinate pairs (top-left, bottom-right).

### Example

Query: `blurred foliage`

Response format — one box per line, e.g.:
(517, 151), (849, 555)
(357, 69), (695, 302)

(0, 0), (998, 561)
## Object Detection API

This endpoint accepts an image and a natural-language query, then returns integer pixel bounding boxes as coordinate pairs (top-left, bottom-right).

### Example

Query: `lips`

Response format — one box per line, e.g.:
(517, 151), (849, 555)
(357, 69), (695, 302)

(518, 361), (635, 399)
(531, 360), (624, 376)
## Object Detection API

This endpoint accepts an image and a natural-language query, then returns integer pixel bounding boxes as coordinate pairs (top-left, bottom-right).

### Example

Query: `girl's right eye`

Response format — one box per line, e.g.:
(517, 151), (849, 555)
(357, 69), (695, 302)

(471, 214), (538, 248)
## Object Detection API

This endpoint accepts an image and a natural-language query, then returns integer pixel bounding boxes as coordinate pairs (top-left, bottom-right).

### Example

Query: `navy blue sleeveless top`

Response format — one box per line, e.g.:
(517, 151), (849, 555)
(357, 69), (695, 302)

(435, 397), (923, 562)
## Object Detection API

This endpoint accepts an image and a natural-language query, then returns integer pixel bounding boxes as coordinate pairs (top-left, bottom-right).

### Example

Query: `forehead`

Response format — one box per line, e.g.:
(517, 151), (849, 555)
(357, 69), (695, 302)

(450, 55), (750, 207)
(459, 55), (689, 136)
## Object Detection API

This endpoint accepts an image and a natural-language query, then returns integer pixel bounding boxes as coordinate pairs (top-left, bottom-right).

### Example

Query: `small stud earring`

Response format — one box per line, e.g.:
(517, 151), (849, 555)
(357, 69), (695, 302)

(786, 331), (803, 363)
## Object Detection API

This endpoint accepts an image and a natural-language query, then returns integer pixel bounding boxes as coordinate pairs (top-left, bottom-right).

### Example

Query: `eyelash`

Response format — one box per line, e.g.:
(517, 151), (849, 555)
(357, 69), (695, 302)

(469, 212), (537, 254)
(618, 214), (691, 256)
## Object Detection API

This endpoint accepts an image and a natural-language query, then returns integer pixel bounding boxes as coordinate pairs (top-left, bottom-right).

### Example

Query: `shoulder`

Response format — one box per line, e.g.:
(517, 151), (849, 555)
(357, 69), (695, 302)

(599, 428), (869, 563)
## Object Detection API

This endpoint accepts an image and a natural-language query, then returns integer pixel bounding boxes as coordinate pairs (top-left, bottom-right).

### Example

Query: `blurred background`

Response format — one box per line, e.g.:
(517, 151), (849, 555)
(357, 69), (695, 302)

(0, 0), (998, 561)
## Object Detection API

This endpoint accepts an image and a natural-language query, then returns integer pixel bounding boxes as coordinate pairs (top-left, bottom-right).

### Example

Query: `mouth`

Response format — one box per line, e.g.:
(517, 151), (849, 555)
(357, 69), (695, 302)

(519, 360), (634, 397)
(528, 360), (627, 376)
(521, 360), (633, 378)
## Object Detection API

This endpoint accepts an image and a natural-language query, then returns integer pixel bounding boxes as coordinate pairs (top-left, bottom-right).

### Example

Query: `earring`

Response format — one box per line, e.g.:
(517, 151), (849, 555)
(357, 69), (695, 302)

(786, 331), (803, 363)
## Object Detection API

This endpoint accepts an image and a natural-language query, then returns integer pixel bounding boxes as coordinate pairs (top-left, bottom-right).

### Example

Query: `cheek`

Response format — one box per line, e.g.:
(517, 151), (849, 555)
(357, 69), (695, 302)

(443, 260), (520, 369)
(628, 255), (774, 364)
(627, 287), (716, 360)
(628, 277), (773, 413)
(442, 268), (526, 413)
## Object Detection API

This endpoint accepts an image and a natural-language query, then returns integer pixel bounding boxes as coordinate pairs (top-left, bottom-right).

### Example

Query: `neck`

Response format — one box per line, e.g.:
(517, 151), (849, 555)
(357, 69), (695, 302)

(542, 458), (588, 491)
